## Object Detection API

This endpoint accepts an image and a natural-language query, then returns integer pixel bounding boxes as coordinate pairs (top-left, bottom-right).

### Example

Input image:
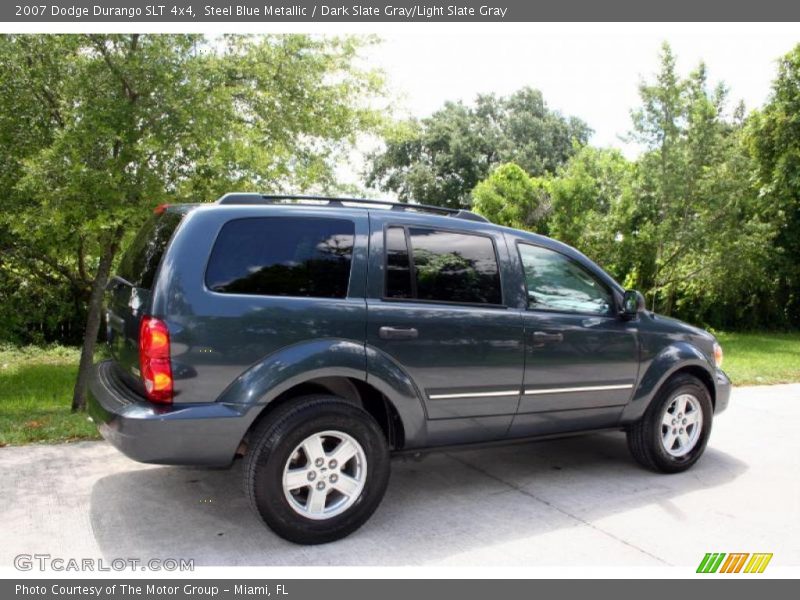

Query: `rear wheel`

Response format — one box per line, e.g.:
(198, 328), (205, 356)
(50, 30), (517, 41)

(244, 395), (390, 544)
(627, 374), (712, 473)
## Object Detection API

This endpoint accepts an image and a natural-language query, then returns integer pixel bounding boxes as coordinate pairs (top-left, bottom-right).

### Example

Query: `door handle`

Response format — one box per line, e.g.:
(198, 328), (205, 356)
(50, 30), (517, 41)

(531, 331), (564, 344)
(379, 326), (419, 340)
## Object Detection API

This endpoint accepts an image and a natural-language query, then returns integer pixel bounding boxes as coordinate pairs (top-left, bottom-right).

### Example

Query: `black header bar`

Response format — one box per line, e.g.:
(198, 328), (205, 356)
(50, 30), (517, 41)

(3, 0), (800, 22)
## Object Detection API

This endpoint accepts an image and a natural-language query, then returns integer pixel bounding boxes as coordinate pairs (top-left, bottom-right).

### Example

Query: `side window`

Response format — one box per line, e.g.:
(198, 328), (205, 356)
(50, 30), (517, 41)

(518, 243), (613, 315)
(385, 226), (413, 299)
(384, 226), (502, 305)
(206, 217), (355, 298)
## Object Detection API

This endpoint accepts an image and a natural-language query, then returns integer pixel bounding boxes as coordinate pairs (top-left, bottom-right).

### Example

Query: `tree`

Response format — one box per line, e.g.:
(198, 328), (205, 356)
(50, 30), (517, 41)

(547, 146), (639, 283)
(748, 44), (800, 327)
(0, 34), (383, 410)
(471, 163), (549, 231)
(366, 87), (591, 208)
(474, 44), (777, 329)
(628, 43), (774, 320)
(629, 43), (690, 310)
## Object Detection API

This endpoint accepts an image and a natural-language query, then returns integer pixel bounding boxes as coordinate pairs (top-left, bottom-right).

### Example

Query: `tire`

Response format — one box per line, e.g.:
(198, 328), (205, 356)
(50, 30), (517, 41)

(626, 374), (713, 473)
(244, 395), (390, 544)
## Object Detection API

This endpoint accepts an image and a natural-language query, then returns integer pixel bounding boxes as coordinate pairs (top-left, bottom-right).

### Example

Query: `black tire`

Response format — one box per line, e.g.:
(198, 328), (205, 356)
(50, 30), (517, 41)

(626, 374), (713, 473)
(244, 395), (390, 544)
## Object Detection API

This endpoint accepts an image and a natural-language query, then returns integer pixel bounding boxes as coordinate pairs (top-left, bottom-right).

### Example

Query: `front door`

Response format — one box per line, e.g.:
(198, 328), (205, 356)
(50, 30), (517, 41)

(509, 240), (640, 437)
(366, 214), (525, 446)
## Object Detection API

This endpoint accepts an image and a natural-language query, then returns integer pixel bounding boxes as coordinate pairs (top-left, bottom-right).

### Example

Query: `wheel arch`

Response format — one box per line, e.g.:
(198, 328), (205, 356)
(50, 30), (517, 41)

(621, 342), (717, 424)
(214, 339), (427, 460)
(670, 365), (716, 408)
(239, 375), (406, 456)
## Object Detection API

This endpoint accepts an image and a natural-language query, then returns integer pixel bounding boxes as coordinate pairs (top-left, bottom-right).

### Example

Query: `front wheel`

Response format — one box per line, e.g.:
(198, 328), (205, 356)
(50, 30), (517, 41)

(627, 374), (713, 473)
(244, 395), (390, 544)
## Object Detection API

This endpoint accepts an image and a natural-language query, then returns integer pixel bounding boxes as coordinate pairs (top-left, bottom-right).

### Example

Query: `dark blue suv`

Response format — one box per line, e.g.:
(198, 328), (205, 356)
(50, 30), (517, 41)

(89, 193), (731, 544)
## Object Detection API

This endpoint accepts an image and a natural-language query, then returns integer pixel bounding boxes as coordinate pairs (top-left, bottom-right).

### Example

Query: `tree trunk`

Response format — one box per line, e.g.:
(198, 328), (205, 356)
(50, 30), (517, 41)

(71, 228), (123, 412)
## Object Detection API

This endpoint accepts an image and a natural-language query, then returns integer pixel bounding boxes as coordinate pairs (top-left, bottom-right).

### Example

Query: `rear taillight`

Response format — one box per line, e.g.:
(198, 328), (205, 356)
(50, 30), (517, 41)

(139, 316), (173, 404)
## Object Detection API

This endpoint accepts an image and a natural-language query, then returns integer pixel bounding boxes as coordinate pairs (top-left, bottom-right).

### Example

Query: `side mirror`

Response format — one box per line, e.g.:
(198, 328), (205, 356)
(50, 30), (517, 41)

(621, 290), (646, 318)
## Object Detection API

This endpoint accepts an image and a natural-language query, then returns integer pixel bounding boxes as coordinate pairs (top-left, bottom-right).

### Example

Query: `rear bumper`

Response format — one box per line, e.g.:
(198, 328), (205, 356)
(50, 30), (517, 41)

(88, 360), (251, 466)
(714, 368), (732, 415)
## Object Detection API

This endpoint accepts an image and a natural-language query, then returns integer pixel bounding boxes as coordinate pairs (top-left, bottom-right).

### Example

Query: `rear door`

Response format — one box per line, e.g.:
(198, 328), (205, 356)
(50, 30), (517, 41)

(509, 239), (640, 437)
(366, 212), (525, 446)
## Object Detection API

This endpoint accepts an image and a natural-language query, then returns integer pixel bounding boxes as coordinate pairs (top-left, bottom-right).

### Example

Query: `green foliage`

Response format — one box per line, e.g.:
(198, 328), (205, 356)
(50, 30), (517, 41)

(0, 345), (101, 445)
(0, 260), (83, 345)
(366, 87), (590, 208)
(0, 34), (383, 344)
(547, 146), (637, 278)
(748, 45), (800, 327)
(627, 45), (777, 326)
(469, 43), (791, 330)
(472, 163), (549, 231)
(714, 332), (800, 385)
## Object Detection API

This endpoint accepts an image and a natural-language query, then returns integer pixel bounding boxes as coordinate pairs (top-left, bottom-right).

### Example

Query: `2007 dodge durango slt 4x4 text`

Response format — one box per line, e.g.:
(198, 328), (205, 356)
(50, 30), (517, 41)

(89, 193), (731, 544)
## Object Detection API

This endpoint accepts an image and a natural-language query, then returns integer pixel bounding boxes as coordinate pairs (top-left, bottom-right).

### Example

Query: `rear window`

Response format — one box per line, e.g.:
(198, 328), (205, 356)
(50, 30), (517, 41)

(117, 212), (184, 289)
(205, 217), (355, 298)
(384, 226), (502, 305)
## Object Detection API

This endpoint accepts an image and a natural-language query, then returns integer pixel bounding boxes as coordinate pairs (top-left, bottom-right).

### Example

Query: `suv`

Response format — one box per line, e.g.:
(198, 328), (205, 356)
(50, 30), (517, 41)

(89, 193), (730, 544)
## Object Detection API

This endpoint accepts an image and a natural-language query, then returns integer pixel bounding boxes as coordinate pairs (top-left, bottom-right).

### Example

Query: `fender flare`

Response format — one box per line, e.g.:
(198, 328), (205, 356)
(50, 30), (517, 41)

(215, 339), (428, 447)
(621, 341), (716, 424)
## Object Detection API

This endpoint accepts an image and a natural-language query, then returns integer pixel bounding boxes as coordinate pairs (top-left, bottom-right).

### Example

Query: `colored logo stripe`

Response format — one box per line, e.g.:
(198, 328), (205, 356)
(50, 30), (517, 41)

(696, 552), (773, 574)
(720, 553), (749, 573)
(697, 553), (726, 573)
(744, 553), (773, 573)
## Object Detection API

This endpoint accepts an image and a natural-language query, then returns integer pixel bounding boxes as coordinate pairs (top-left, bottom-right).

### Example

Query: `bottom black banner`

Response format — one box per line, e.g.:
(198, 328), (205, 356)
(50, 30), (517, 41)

(2, 580), (795, 600)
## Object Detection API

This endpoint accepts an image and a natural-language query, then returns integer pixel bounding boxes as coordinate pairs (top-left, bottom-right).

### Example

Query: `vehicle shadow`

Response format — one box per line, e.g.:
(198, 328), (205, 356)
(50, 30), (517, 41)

(89, 432), (747, 566)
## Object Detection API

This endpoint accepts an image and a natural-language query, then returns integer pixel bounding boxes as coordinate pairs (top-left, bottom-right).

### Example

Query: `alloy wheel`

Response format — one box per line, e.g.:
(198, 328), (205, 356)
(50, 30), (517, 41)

(281, 430), (367, 520)
(660, 393), (703, 457)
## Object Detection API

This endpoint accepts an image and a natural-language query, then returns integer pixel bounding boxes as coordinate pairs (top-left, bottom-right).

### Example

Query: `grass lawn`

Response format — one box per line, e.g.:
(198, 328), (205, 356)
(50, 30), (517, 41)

(0, 332), (798, 446)
(0, 345), (100, 447)
(715, 332), (800, 386)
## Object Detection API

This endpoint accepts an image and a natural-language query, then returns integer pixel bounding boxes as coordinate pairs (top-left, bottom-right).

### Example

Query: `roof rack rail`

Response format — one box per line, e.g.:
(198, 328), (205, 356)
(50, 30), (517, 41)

(216, 193), (489, 223)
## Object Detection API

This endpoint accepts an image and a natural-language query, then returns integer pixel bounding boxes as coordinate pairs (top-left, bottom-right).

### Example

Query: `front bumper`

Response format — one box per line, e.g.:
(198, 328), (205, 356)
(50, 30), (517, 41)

(714, 367), (732, 414)
(88, 360), (251, 466)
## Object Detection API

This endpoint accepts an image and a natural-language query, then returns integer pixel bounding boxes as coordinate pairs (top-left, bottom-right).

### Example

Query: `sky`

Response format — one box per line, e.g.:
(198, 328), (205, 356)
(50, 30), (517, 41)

(358, 24), (799, 161)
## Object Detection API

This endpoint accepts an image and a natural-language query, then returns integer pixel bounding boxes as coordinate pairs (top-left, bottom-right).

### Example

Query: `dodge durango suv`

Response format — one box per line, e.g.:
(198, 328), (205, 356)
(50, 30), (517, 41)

(89, 193), (731, 544)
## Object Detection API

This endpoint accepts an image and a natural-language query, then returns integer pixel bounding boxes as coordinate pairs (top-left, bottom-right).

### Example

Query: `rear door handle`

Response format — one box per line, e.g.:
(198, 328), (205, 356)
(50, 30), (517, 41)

(532, 331), (564, 344)
(379, 326), (419, 340)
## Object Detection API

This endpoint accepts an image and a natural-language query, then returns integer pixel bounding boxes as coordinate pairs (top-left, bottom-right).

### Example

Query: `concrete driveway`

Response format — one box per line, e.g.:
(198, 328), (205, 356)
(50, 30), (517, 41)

(1, 384), (798, 567)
